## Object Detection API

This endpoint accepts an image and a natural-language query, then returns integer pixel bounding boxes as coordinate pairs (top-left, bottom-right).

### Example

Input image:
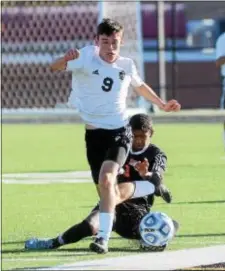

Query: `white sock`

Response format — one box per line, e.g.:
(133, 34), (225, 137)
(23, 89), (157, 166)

(97, 212), (114, 242)
(131, 181), (155, 199)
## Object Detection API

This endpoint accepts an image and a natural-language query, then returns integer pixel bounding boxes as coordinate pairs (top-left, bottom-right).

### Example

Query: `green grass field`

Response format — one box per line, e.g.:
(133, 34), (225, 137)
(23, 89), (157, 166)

(2, 123), (225, 270)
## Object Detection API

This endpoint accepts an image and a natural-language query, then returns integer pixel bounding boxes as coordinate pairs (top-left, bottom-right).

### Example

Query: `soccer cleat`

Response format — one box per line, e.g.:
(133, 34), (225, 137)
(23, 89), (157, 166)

(155, 184), (172, 204)
(89, 237), (108, 254)
(140, 239), (167, 252)
(25, 238), (54, 250)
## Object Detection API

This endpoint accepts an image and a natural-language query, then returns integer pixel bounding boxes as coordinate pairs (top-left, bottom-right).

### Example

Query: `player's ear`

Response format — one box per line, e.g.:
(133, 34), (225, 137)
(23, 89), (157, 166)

(94, 35), (99, 46)
(119, 31), (124, 46)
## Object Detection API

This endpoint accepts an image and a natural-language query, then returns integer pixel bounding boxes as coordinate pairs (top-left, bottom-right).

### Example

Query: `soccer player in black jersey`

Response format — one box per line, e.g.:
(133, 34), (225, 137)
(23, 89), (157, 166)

(25, 114), (174, 252)
(120, 113), (171, 204)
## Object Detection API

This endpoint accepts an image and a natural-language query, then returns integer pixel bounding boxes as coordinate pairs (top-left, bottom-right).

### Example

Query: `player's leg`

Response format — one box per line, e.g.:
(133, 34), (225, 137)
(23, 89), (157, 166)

(32, 177), (157, 250)
(52, 210), (99, 248)
(25, 178), (156, 251)
(116, 181), (155, 204)
(25, 205), (100, 250)
(89, 160), (120, 253)
(118, 171), (172, 204)
(55, 180), (156, 249)
(90, 126), (132, 254)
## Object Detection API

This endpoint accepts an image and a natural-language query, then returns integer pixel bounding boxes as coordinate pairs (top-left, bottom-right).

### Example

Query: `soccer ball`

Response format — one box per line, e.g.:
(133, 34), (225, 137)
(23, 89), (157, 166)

(139, 211), (175, 247)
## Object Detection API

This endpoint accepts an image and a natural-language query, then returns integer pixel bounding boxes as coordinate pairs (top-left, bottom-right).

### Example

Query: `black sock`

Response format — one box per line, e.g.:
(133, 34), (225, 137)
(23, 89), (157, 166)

(51, 237), (61, 249)
(54, 220), (93, 247)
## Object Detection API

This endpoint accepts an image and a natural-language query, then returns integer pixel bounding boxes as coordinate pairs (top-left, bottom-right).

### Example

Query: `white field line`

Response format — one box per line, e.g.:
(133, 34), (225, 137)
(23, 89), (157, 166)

(37, 245), (225, 270)
(2, 171), (92, 184)
(3, 179), (92, 184)
(3, 243), (225, 268)
(2, 171), (91, 179)
(3, 255), (88, 262)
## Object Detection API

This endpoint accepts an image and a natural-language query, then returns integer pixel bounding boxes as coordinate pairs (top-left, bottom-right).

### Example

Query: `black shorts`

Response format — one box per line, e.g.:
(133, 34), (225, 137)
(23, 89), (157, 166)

(113, 201), (149, 240)
(85, 125), (132, 184)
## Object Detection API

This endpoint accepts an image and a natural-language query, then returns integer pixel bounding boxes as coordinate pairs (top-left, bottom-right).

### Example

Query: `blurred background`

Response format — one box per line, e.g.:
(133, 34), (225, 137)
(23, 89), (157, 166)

(1, 1), (225, 118)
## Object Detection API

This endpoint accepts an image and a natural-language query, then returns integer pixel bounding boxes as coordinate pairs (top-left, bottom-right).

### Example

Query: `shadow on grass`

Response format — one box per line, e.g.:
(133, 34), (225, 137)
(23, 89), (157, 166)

(2, 237), (138, 255)
(2, 236), (123, 247)
(61, 247), (140, 253)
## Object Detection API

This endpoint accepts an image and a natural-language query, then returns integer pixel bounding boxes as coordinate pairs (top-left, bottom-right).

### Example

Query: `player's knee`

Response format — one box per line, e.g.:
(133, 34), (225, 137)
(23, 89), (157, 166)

(99, 172), (115, 190)
(116, 184), (129, 202)
(115, 184), (122, 201)
(98, 160), (119, 190)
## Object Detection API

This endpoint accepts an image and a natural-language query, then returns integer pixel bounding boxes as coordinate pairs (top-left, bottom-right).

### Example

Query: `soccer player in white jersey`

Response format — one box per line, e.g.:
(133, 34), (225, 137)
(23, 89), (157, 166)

(216, 32), (225, 150)
(50, 18), (181, 254)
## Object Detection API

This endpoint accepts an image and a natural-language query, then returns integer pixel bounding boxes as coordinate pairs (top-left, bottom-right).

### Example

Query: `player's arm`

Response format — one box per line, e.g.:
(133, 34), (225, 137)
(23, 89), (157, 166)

(216, 35), (225, 68)
(130, 60), (181, 112)
(134, 152), (167, 186)
(147, 151), (167, 180)
(50, 49), (80, 72)
(134, 152), (172, 204)
(135, 83), (180, 112)
(135, 83), (166, 110)
(151, 151), (167, 177)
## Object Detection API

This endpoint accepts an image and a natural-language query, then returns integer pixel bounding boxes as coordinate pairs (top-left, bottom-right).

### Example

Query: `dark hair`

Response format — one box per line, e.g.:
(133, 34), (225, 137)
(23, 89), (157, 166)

(97, 18), (123, 36)
(129, 113), (154, 136)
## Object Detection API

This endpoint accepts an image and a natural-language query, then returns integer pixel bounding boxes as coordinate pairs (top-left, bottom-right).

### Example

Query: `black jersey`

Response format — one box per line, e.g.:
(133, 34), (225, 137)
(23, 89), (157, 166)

(118, 143), (167, 208)
(124, 143), (167, 181)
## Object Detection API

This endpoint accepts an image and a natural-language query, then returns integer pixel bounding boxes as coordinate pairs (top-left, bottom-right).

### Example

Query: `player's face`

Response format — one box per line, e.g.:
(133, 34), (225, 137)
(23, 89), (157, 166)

(96, 31), (123, 63)
(132, 129), (151, 151)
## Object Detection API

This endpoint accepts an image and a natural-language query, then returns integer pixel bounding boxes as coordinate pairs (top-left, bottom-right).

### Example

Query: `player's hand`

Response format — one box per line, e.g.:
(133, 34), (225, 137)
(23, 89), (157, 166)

(134, 158), (149, 177)
(64, 49), (80, 62)
(161, 99), (181, 112)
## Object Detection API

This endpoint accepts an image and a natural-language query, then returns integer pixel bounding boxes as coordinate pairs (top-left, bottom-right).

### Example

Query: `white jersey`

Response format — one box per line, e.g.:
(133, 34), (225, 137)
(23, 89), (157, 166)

(216, 32), (225, 76)
(67, 45), (143, 129)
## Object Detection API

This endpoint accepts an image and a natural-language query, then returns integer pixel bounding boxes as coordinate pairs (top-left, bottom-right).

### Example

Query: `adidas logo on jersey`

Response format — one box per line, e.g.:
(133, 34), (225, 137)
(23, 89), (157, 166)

(119, 70), (125, 80)
(92, 70), (99, 75)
